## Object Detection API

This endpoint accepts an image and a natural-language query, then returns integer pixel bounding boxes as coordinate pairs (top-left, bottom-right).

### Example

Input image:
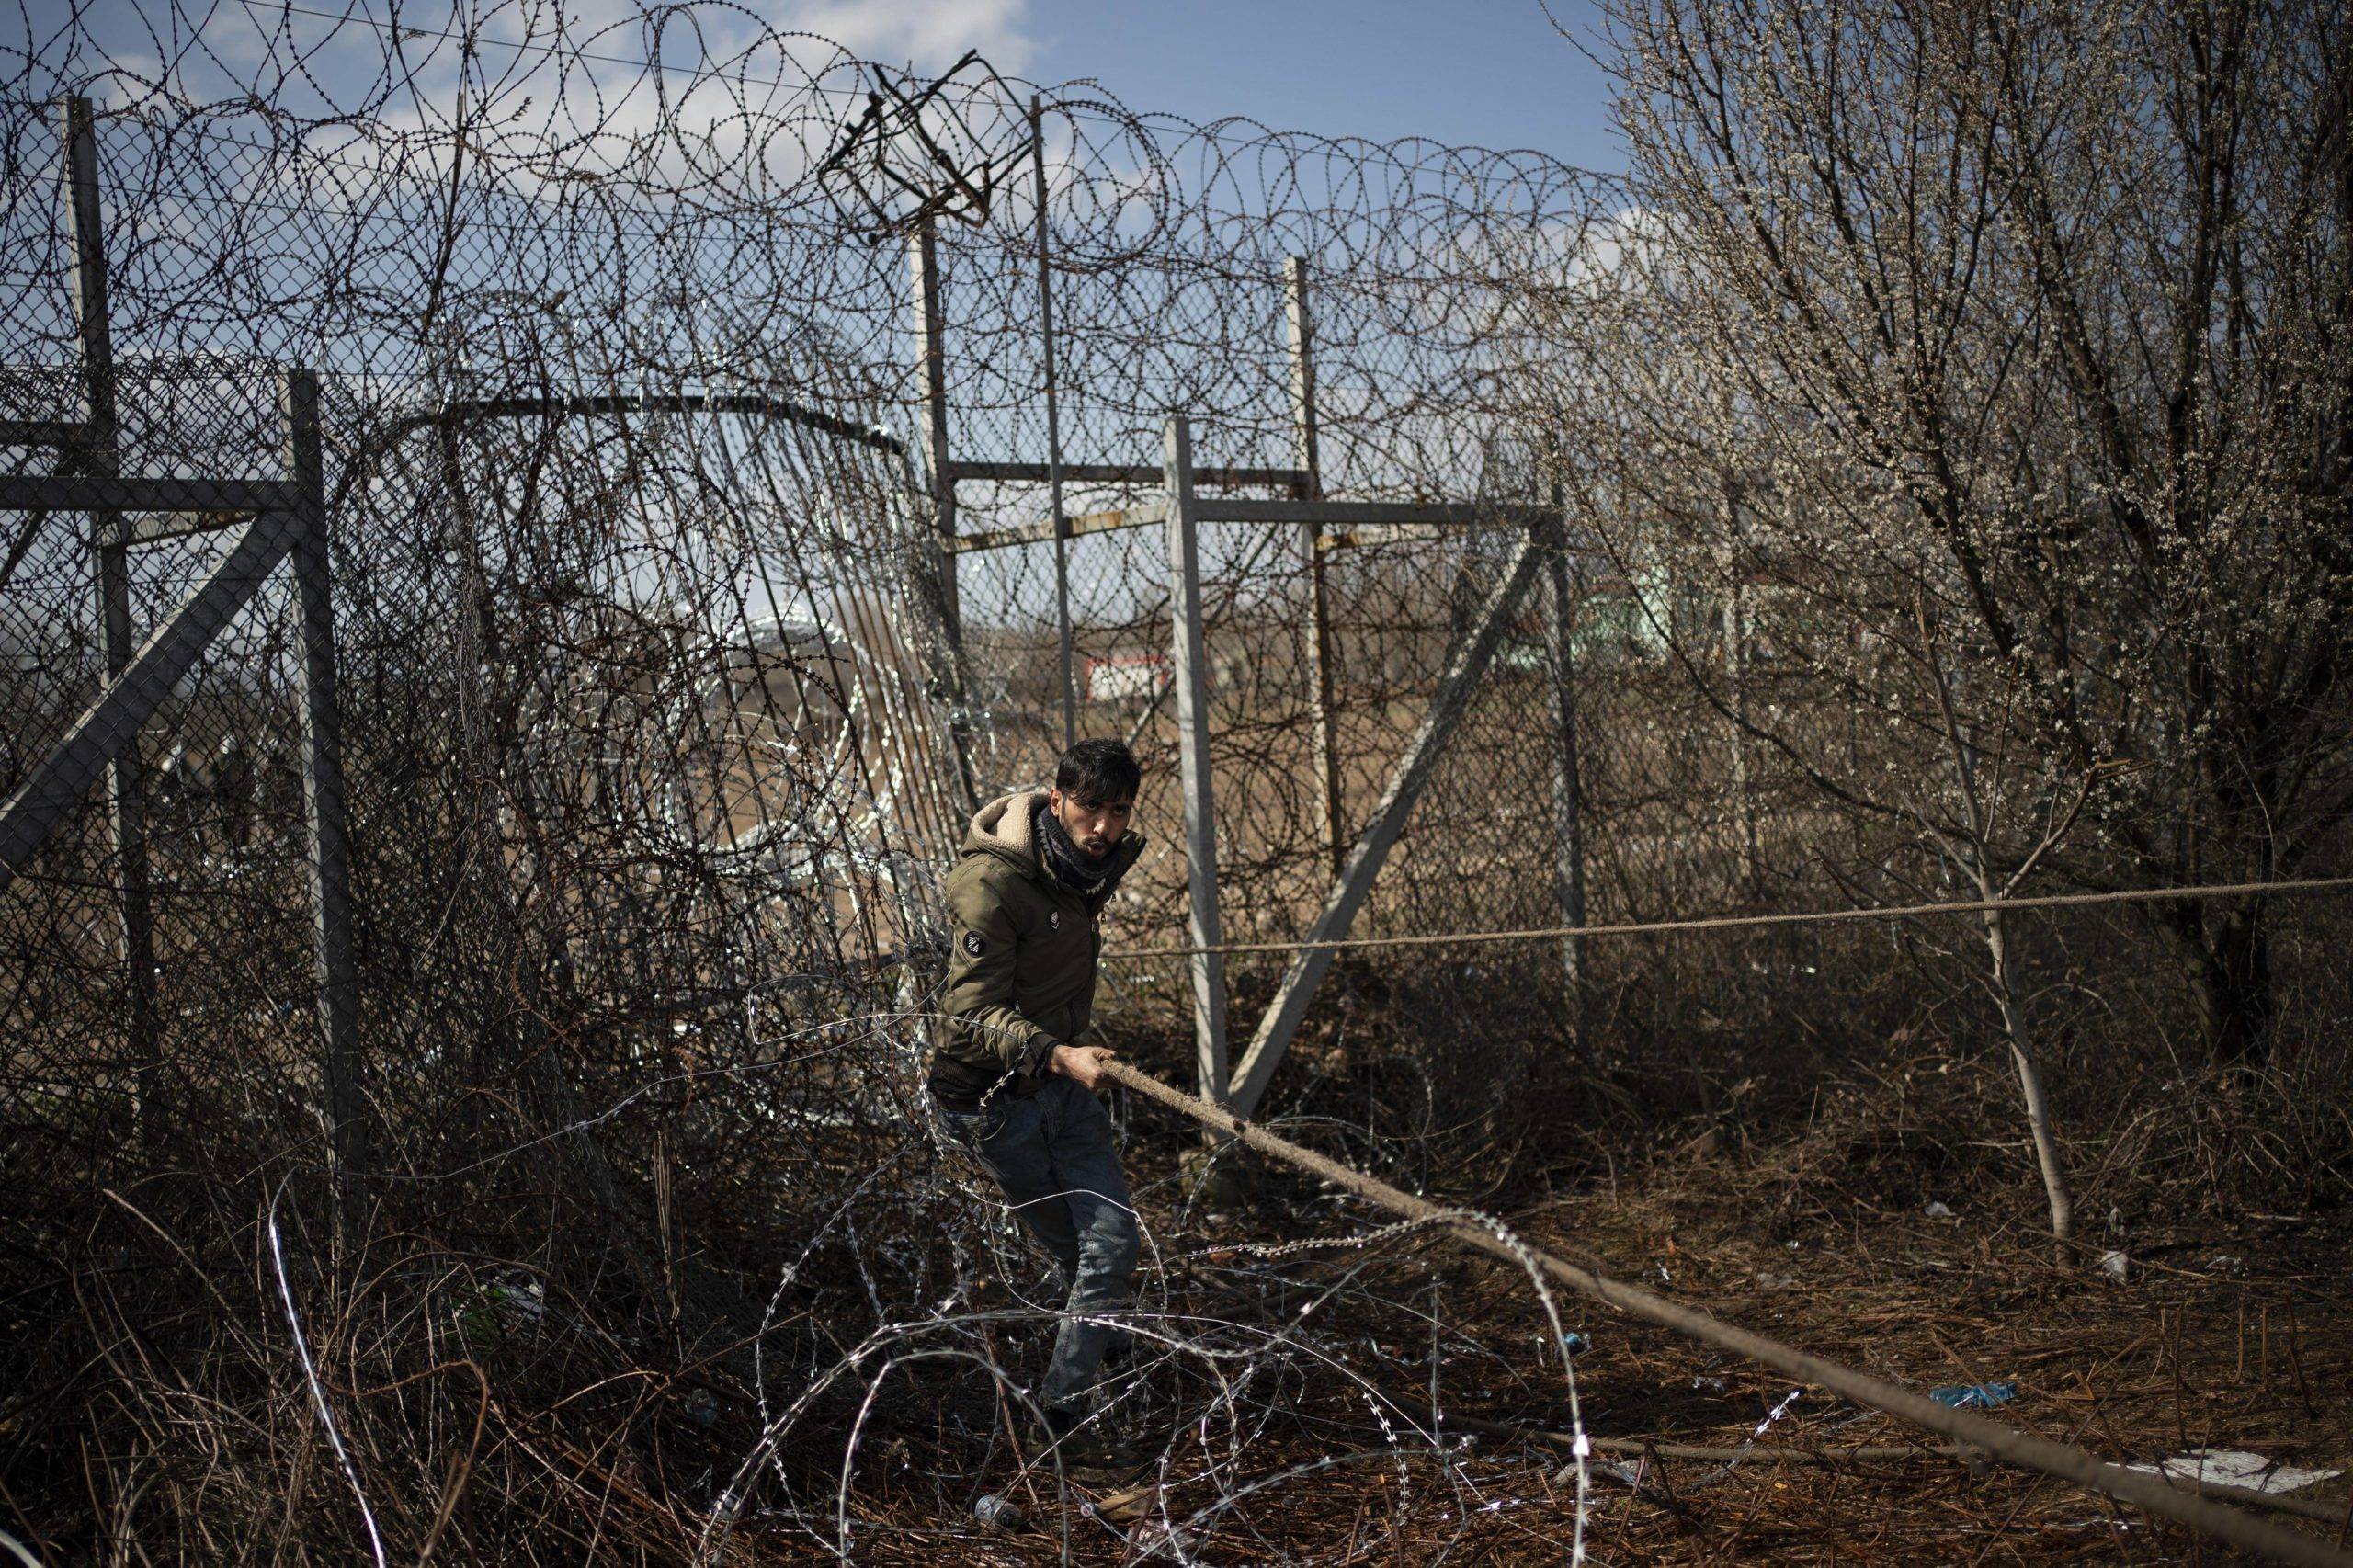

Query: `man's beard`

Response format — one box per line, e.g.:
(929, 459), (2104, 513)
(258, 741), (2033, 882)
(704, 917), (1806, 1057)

(1035, 800), (1133, 898)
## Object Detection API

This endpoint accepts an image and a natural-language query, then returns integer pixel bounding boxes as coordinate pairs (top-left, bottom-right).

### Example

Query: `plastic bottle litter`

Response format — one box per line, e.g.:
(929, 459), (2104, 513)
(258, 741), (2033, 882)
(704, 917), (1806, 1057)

(1928, 1381), (2017, 1410)
(973, 1493), (1023, 1529)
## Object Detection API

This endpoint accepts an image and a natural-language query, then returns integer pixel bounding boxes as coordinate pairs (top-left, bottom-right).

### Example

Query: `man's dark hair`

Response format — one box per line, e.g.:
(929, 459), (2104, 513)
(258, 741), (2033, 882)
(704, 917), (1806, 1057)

(1055, 738), (1141, 806)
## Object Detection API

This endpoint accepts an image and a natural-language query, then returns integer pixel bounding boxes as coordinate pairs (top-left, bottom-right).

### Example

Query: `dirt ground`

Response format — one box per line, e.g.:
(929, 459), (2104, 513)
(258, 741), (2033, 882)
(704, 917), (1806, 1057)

(757, 996), (2353, 1566)
(805, 1182), (2349, 1563)
(1489, 1180), (2353, 1562)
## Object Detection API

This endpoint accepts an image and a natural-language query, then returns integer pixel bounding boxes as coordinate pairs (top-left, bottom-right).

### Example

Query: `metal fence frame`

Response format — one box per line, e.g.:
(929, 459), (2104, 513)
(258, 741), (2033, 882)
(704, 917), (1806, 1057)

(904, 209), (1591, 1111)
(4, 102), (1600, 1196)
(0, 99), (363, 1221)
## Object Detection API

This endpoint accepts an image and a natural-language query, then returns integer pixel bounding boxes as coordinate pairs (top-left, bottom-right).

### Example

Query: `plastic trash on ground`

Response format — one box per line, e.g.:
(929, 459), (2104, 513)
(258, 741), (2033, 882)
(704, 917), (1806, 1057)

(450, 1275), (545, 1350)
(2126, 1449), (2343, 1494)
(973, 1493), (1023, 1528)
(1923, 1200), (1954, 1219)
(1928, 1381), (2018, 1410)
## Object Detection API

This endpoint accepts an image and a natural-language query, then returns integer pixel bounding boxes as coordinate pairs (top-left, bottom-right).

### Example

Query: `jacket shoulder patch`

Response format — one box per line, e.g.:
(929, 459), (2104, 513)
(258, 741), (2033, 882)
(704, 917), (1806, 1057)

(961, 929), (984, 957)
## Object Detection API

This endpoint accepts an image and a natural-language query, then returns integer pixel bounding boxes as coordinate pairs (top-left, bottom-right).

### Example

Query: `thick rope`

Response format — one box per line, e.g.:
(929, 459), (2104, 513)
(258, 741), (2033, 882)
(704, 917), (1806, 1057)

(1104, 1058), (2353, 1566)
(1103, 875), (2353, 960)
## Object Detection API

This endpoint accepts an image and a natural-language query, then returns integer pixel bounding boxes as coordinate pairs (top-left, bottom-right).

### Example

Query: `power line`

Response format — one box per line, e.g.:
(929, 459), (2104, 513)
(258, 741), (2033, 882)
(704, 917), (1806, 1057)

(1104, 874), (2353, 960)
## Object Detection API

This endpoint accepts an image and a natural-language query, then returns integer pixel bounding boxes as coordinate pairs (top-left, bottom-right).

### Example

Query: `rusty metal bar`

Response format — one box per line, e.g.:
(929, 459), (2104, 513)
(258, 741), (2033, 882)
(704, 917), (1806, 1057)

(943, 459), (1306, 487)
(943, 497), (1553, 554)
(1198, 497), (1551, 526)
(946, 500), (1170, 554)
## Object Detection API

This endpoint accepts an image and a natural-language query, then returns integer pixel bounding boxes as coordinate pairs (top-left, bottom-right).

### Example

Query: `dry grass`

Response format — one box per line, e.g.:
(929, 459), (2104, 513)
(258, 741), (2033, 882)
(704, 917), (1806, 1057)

(8, 887), (2349, 1563)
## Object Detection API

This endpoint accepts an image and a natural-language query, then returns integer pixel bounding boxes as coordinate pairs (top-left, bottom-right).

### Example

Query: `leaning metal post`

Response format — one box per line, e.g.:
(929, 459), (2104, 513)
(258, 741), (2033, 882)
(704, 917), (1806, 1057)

(1164, 415), (1231, 1105)
(63, 95), (163, 1147)
(1225, 528), (1548, 1118)
(283, 369), (368, 1230)
(0, 508), (301, 881)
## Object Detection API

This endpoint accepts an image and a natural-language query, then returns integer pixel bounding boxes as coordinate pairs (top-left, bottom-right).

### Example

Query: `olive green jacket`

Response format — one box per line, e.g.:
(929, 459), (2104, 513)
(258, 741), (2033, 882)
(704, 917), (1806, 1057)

(930, 790), (1144, 1099)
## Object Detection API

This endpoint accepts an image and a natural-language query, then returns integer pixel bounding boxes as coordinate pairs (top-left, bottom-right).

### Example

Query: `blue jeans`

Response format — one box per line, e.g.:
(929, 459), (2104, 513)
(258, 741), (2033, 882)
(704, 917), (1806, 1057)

(939, 1074), (1140, 1411)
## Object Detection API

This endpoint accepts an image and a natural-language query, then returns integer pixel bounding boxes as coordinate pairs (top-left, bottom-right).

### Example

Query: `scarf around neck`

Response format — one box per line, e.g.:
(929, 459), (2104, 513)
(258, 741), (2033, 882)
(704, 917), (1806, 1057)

(1033, 800), (1140, 901)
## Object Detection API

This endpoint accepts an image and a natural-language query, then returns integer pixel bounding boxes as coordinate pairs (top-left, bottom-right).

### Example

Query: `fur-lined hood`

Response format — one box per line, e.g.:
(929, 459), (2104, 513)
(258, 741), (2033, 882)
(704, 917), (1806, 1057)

(961, 789), (1052, 879)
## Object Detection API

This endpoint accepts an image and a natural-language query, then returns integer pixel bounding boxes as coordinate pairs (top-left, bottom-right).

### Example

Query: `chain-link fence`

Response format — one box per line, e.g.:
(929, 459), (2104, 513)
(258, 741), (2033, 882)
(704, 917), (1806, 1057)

(0, 28), (1654, 1553)
(5, 6), (2347, 1561)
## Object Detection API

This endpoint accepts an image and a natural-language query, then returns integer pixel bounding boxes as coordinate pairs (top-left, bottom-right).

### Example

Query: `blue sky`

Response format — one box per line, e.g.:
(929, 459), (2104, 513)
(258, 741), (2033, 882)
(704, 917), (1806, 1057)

(1007, 0), (1621, 171)
(36, 0), (1623, 172)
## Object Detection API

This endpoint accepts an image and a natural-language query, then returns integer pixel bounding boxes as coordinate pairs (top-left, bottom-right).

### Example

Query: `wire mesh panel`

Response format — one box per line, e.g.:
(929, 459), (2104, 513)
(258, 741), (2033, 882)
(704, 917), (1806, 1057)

(0, 40), (1649, 1551)
(7, 6), (2339, 1562)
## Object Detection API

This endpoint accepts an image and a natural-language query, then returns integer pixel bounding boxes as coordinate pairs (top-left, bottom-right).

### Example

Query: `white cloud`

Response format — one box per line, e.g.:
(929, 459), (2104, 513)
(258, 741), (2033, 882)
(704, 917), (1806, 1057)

(771, 0), (1037, 76)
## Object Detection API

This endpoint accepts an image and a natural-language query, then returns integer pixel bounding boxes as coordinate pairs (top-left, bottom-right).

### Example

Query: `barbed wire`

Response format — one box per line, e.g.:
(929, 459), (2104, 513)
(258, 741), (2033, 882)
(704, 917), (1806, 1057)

(2, 2), (2346, 1562)
(0, 6), (1631, 1559)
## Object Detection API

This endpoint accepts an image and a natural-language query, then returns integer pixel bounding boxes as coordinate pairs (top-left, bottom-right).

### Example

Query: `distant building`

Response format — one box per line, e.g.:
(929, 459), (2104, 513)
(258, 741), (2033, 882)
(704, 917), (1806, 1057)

(1085, 651), (1170, 703)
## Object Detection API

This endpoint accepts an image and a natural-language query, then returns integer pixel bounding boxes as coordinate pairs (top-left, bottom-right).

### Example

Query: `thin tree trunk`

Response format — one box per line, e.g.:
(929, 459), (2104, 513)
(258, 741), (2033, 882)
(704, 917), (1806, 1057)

(1979, 902), (2074, 1254)
(1921, 598), (2075, 1258)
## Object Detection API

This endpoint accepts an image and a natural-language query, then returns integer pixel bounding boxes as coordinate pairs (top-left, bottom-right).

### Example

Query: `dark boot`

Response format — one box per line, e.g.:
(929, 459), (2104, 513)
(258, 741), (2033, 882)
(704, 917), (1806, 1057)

(1034, 1403), (1137, 1480)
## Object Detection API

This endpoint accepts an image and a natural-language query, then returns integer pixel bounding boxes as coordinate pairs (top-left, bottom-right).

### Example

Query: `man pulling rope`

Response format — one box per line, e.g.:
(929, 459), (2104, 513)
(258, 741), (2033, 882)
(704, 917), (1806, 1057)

(930, 738), (1146, 1474)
